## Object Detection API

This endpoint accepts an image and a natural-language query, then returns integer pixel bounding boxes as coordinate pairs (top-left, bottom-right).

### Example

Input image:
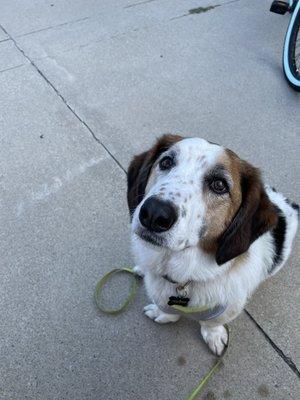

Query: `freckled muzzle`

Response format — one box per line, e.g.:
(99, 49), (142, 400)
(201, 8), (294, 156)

(139, 196), (178, 233)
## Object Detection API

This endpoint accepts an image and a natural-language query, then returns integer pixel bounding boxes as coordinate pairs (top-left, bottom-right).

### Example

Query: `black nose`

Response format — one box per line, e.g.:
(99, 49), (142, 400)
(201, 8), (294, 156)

(139, 197), (177, 233)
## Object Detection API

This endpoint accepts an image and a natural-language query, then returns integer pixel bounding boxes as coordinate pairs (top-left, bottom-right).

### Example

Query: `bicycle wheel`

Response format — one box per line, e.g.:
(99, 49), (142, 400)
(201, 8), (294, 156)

(283, 1), (300, 91)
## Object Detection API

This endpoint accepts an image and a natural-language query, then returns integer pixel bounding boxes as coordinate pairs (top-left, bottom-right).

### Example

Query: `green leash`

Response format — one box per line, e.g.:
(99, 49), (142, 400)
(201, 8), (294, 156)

(94, 267), (138, 314)
(94, 267), (229, 400)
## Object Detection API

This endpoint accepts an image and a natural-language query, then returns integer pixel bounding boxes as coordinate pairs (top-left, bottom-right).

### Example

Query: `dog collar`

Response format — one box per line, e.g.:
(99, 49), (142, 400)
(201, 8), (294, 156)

(161, 274), (227, 321)
(162, 274), (179, 285)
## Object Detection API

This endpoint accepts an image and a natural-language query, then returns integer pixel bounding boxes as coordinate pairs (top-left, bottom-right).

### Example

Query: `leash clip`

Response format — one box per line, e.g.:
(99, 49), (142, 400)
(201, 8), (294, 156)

(176, 282), (190, 298)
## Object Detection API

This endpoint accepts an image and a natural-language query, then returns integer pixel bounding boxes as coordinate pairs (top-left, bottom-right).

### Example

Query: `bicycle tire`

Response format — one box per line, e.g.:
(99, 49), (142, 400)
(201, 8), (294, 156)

(283, 1), (300, 91)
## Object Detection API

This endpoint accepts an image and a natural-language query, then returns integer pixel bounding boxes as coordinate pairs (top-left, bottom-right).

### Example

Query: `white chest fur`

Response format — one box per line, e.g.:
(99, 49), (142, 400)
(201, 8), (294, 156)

(132, 232), (272, 311)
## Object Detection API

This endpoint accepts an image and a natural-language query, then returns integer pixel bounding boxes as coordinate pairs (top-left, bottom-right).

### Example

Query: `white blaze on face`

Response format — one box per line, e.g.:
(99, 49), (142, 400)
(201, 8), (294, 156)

(132, 138), (225, 251)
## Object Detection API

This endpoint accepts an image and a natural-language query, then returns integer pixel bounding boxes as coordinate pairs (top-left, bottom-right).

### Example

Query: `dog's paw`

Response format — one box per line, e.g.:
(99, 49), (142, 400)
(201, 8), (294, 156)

(200, 325), (228, 356)
(143, 304), (180, 324)
(133, 265), (145, 278)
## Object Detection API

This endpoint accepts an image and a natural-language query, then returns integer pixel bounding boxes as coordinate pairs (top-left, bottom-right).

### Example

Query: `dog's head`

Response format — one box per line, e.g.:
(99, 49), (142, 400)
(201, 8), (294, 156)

(127, 135), (278, 265)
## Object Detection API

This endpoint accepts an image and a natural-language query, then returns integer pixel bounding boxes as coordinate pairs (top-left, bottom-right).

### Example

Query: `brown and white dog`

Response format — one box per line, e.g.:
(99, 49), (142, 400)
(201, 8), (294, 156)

(127, 135), (298, 355)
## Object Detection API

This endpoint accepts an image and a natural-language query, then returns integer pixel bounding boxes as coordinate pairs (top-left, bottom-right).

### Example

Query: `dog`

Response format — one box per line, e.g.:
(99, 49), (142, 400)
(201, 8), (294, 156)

(127, 135), (298, 355)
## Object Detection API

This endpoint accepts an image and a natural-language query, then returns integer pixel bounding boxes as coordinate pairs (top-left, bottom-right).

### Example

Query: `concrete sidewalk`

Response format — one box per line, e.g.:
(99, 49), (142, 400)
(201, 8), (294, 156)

(0, 0), (299, 399)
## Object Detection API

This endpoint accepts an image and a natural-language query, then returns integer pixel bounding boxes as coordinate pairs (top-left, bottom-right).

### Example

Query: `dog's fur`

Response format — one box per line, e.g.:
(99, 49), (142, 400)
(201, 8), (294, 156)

(127, 135), (298, 355)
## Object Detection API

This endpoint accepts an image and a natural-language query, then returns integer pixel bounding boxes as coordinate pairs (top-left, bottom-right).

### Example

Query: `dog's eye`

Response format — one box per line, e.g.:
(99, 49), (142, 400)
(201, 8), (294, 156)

(210, 179), (228, 194)
(159, 156), (174, 171)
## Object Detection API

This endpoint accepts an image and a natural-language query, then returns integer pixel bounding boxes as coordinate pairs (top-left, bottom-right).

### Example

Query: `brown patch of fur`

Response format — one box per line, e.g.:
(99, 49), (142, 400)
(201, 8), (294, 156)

(200, 238), (219, 254)
(200, 150), (242, 252)
(201, 149), (278, 265)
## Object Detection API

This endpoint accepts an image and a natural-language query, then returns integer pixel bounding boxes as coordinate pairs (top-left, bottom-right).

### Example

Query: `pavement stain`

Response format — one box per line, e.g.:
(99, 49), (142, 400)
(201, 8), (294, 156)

(177, 355), (187, 366)
(15, 157), (102, 217)
(189, 5), (220, 14)
(204, 391), (216, 400)
(170, 4), (220, 20)
(257, 384), (270, 397)
(223, 389), (232, 398)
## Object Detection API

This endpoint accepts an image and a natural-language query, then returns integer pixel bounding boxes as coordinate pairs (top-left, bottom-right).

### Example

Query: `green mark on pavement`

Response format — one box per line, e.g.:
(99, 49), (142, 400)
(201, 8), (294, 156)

(189, 5), (219, 14)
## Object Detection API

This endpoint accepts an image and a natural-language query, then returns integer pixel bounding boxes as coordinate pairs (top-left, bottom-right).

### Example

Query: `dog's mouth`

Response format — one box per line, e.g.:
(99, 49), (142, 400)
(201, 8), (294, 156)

(136, 228), (165, 247)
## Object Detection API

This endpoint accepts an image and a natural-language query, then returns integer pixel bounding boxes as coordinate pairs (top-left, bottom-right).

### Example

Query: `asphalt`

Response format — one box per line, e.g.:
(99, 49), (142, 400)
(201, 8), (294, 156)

(0, 1), (299, 399)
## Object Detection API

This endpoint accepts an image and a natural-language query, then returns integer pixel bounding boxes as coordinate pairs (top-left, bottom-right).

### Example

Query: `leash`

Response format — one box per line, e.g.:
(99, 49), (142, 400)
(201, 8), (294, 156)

(94, 267), (229, 400)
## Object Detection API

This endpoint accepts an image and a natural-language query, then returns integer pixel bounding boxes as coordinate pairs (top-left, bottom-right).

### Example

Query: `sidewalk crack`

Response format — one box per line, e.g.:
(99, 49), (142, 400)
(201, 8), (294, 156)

(124, 0), (156, 9)
(0, 64), (25, 75)
(16, 16), (90, 39)
(245, 310), (300, 378)
(0, 23), (126, 175)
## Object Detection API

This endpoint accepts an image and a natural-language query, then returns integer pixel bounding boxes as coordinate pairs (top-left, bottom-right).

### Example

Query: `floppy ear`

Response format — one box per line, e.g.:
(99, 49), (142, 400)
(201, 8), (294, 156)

(127, 134), (182, 217)
(215, 162), (278, 265)
(127, 150), (149, 217)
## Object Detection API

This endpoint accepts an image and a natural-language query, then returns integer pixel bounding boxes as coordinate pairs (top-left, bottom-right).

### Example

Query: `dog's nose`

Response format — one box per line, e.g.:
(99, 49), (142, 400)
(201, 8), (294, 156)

(139, 197), (177, 233)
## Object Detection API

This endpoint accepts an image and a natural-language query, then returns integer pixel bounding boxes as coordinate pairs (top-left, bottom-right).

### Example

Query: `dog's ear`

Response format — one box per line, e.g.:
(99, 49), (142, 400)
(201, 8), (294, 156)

(127, 134), (182, 217)
(216, 162), (278, 265)
(127, 150), (149, 217)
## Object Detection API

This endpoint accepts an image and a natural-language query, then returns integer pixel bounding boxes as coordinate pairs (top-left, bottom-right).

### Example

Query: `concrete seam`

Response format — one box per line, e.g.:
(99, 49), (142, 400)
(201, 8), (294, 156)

(245, 309), (300, 378)
(0, 23), (126, 175)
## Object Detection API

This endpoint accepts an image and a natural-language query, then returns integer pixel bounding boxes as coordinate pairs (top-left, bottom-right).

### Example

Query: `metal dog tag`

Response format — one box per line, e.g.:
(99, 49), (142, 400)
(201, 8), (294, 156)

(168, 296), (190, 307)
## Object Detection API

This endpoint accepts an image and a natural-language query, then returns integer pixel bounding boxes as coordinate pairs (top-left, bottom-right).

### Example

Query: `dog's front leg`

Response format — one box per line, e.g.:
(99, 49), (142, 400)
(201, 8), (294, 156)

(143, 304), (180, 324)
(200, 324), (228, 356)
(199, 301), (244, 355)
